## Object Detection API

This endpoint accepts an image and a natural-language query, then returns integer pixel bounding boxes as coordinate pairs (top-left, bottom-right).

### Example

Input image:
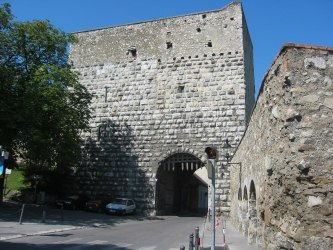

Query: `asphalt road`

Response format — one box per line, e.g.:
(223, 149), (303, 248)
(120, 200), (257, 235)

(0, 202), (257, 249)
(0, 214), (204, 250)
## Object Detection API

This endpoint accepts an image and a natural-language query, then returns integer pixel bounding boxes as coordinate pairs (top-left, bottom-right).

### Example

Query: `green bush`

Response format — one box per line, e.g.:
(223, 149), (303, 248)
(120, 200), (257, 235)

(5, 170), (29, 191)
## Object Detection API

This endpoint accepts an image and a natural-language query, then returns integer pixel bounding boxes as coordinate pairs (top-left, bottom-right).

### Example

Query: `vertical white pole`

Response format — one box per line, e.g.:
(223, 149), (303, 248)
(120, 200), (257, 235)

(210, 159), (216, 250)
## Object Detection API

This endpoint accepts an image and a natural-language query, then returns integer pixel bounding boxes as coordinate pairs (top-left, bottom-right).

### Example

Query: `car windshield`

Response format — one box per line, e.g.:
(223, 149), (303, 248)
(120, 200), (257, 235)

(113, 199), (127, 205)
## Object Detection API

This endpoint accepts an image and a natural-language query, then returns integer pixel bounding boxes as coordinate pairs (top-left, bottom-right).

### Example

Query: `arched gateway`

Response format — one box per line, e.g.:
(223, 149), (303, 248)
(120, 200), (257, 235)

(156, 153), (208, 215)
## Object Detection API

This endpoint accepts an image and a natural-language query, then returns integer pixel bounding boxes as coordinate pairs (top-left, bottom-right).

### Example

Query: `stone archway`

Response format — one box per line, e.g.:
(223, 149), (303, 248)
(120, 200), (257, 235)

(248, 180), (257, 244)
(242, 185), (249, 236)
(155, 153), (207, 215)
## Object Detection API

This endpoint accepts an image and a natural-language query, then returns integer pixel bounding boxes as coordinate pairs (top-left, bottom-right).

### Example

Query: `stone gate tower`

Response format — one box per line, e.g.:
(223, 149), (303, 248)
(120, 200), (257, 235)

(69, 2), (255, 215)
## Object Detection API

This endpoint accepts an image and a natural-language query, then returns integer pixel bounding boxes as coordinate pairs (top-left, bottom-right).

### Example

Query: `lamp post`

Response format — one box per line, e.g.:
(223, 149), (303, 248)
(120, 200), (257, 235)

(204, 140), (240, 249)
(205, 146), (217, 250)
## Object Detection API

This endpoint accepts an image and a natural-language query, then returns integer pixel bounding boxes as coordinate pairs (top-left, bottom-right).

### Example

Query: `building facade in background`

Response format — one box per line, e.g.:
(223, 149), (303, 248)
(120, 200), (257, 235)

(69, 2), (255, 215)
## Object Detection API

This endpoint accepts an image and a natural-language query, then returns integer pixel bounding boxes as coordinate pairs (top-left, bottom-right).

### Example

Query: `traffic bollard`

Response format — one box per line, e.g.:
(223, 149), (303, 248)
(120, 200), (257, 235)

(189, 233), (194, 250)
(194, 227), (200, 250)
(19, 204), (25, 224)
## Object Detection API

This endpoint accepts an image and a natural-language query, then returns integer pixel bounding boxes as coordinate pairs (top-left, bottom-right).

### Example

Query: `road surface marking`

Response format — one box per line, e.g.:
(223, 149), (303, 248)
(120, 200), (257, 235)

(53, 237), (82, 244)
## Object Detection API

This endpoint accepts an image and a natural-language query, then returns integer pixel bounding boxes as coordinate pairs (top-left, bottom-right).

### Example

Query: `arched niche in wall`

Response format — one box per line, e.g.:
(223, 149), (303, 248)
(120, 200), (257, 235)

(238, 186), (242, 200)
(248, 180), (258, 244)
(248, 180), (257, 217)
(249, 180), (256, 201)
(243, 185), (248, 201)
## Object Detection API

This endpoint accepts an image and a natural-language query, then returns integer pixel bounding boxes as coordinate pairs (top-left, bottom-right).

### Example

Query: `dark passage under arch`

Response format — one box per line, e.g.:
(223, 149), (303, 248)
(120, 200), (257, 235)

(155, 153), (207, 215)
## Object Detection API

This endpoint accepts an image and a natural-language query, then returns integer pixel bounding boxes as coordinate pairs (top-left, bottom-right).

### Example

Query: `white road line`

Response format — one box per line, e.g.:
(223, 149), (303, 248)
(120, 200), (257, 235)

(87, 240), (108, 245)
(136, 247), (157, 250)
(87, 240), (109, 245)
(53, 237), (82, 244)
(115, 242), (132, 248)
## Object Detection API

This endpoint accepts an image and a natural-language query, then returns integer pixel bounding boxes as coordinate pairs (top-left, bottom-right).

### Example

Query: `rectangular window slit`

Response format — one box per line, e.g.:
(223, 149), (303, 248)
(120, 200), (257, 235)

(178, 86), (185, 93)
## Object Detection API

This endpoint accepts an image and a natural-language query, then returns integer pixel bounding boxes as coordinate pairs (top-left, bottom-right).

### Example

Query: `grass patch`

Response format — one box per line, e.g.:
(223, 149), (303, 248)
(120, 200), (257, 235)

(5, 169), (29, 191)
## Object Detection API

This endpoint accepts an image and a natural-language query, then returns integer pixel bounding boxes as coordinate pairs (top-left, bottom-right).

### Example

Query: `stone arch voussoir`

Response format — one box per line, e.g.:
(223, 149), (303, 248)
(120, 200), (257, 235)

(157, 147), (206, 165)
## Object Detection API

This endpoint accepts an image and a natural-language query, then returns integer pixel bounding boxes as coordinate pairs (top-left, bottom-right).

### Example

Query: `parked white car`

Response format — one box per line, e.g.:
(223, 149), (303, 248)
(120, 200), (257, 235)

(105, 198), (136, 215)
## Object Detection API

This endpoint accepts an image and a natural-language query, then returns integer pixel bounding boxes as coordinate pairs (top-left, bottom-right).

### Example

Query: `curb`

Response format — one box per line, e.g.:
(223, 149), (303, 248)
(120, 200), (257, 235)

(0, 226), (84, 241)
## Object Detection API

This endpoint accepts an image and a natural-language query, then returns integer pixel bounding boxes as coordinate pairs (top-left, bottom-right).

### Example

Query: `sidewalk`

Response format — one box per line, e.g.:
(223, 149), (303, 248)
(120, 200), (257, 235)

(200, 216), (258, 250)
(0, 222), (83, 241)
(0, 201), (85, 241)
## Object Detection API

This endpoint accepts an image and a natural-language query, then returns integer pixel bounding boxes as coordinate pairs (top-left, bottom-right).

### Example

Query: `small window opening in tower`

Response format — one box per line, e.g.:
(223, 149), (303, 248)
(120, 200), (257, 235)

(97, 126), (102, 141)
(178, 85), (185, 93)
(167, 31), (171, 36)
(104, 86), (109, 102)
(206, 41), (212, 47)
(196, 27), (201, 32)
(202, 14), (206, 19)
(128, 46), (137, 57)
(166, 42), (173, 49)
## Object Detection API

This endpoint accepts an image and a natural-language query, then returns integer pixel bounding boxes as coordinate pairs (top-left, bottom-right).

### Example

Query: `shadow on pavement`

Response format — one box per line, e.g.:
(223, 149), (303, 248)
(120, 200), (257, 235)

(0, 240), (133, 250)
(0, 201), (164, 227)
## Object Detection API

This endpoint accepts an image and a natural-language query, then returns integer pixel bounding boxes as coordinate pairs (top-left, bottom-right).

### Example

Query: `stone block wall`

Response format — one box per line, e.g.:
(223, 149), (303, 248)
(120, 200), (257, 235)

(69, 3), (255, 214)
(230, 44), (333, 249)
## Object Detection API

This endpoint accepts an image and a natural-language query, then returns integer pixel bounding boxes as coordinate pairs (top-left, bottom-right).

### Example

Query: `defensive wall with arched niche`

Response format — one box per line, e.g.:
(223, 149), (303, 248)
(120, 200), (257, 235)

(229, 44), (333, 249)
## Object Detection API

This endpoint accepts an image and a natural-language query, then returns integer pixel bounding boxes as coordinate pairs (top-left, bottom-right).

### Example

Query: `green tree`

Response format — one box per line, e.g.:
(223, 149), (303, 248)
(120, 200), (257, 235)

(0, 3), (91, 194)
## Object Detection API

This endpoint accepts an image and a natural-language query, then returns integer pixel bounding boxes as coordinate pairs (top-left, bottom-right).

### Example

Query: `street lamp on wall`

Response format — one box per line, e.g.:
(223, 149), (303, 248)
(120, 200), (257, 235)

(221, 139), (243, 209)
(221, 139), (242, 167)
(222, 139), (232, 162)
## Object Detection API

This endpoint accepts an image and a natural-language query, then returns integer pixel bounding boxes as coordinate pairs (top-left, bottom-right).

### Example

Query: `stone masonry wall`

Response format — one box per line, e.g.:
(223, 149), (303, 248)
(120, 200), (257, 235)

(69, 3), (255, 214)
(230, 44), (333, 249)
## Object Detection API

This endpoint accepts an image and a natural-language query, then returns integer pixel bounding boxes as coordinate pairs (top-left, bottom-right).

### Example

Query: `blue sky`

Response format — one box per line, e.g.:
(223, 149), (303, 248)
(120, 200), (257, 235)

(3, 0), (333, 96)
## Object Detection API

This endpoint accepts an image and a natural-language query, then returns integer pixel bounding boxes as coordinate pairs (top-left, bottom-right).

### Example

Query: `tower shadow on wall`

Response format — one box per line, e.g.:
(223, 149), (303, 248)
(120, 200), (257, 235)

(75, 120), (154, 213)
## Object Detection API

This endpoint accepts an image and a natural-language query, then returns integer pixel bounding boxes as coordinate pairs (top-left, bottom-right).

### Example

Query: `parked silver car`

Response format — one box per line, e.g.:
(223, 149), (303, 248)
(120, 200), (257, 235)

(105, 198), (136, 215)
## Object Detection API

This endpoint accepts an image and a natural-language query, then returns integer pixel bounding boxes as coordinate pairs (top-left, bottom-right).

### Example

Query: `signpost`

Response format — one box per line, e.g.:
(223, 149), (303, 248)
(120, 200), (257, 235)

(0, 146), (9, 202)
